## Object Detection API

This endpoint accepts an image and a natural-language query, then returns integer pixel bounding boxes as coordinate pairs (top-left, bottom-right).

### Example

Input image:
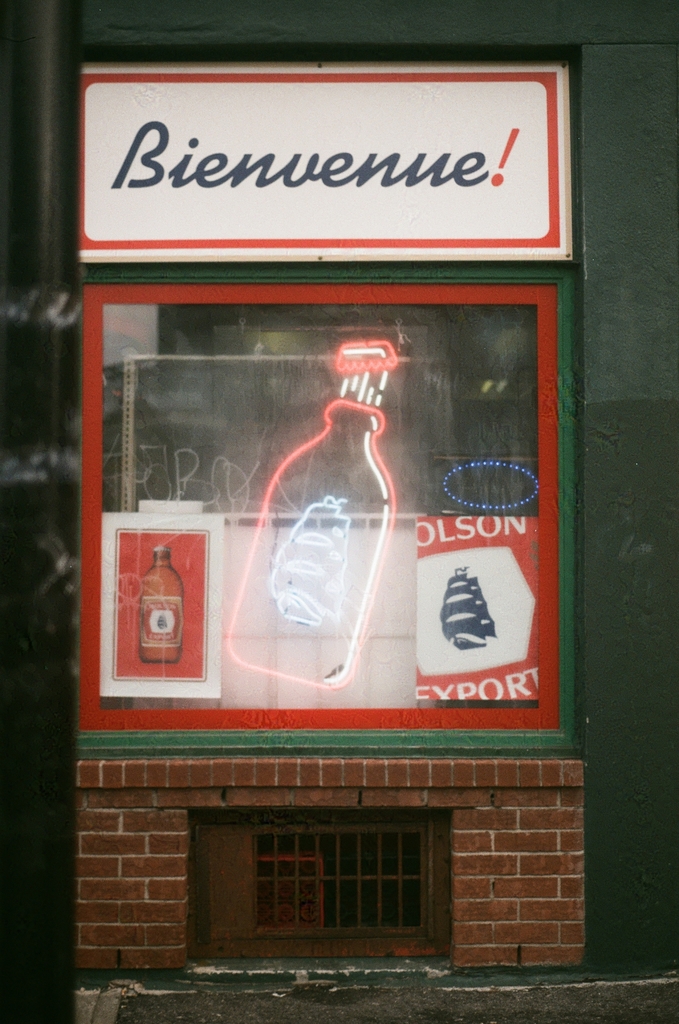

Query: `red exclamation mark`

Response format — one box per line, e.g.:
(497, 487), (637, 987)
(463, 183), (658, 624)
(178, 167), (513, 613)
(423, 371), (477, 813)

(491, 128), (520, 186)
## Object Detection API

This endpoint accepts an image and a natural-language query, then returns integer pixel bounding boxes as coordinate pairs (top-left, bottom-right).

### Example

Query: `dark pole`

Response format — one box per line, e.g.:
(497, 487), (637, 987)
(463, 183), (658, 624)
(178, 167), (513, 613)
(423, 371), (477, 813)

(0, 2), (81, 1022)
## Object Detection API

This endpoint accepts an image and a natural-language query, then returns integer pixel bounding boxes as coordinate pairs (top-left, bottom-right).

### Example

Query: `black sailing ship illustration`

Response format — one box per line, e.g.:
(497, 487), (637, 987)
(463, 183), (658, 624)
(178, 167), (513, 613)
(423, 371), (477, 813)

(440, 567), (497, 650)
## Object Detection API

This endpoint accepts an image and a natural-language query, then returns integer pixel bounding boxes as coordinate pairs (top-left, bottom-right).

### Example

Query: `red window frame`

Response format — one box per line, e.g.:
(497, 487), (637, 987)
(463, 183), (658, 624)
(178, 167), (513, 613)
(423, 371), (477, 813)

(80, 282), (559, 732)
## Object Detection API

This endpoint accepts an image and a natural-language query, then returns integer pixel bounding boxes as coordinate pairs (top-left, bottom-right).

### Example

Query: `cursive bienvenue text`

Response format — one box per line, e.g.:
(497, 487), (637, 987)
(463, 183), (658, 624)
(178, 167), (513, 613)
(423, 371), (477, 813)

(112, 121), (490, 190)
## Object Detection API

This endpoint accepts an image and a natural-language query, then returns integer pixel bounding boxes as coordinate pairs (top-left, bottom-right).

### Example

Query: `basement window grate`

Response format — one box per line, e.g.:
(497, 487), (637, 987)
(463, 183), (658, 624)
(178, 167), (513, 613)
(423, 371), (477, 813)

(189, 810), (450, 957)
(255, 830), (422, 932)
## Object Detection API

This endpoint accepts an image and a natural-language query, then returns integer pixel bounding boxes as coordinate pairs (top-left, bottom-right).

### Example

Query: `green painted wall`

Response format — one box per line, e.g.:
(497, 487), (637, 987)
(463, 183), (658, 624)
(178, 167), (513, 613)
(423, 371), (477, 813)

(82, 0), (679, 976)
(83, 0), (678, 50)
(581, 44), (679, 973)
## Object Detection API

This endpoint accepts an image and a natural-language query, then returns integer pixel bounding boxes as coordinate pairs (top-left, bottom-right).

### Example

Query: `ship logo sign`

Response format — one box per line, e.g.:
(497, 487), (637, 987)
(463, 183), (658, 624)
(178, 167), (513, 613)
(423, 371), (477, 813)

(440, 566), (497, 650)
(416, 547), (535, 675)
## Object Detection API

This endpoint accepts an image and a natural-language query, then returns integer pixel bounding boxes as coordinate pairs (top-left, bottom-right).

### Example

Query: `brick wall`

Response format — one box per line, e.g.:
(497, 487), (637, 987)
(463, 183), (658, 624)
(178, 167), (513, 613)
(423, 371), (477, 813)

(75, 757), (584, 969)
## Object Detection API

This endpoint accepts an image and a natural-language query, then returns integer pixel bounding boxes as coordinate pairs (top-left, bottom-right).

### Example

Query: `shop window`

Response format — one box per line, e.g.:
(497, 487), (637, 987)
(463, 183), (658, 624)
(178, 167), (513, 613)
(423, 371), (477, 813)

(81, 283), (559, 732)
(189, 810), (450, 956)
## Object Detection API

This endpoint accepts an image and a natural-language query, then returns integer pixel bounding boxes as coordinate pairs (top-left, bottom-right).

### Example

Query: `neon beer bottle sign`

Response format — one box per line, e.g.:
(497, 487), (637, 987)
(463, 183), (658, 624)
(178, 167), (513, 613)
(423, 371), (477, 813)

(227, 340), (398, 689)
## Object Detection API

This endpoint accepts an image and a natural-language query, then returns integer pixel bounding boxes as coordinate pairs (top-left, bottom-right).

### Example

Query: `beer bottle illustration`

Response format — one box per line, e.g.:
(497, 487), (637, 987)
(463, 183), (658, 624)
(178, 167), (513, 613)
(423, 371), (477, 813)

(227, 339), (398, 690)
(139, 545), (184, 663)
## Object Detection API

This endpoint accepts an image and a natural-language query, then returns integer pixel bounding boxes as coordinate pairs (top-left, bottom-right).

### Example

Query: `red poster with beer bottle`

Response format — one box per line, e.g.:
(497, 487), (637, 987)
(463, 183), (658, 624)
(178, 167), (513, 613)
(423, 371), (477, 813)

(113, 529), (208, 681)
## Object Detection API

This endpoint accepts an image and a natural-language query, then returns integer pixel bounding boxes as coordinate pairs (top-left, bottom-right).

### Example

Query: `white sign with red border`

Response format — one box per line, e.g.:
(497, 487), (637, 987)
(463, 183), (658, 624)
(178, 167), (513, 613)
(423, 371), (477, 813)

(81, 63), (571, 262)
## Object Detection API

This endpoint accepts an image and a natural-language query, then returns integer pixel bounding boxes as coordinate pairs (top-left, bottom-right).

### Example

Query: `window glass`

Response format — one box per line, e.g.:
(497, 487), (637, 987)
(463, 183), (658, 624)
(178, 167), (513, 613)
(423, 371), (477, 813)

(98, 302), (540, 711)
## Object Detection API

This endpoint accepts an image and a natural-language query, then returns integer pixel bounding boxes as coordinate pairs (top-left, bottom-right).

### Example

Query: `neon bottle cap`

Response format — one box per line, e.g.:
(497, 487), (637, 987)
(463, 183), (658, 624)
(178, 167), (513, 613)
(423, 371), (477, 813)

(335, 339), (399, 374)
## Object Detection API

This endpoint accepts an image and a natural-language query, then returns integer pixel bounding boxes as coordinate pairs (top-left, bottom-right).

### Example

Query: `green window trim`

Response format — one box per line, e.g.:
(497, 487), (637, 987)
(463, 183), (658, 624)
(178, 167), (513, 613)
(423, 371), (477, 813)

(79, 262), (577, 760)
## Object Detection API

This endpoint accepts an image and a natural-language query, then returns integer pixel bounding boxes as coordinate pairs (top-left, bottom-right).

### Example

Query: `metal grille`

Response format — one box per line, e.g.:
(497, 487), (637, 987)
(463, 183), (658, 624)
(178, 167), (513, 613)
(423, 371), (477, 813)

(189, 810), (449, 957)
(255, 828), (423, 933)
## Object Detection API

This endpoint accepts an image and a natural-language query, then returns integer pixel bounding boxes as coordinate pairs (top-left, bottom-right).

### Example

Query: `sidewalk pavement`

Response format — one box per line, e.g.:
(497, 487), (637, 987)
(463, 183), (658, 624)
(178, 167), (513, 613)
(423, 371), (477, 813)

(75, 958), (679, 1024)
(75, 987), (121, 1024)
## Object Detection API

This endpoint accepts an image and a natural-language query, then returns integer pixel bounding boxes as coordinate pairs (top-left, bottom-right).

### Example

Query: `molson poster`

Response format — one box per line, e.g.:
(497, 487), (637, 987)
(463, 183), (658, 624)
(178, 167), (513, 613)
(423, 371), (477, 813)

(416, 514), (538, 706)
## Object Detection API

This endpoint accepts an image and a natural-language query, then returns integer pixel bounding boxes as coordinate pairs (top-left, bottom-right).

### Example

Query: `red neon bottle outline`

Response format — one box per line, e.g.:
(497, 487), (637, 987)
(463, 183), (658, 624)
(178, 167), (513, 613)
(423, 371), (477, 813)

(225, 398), (397, 690)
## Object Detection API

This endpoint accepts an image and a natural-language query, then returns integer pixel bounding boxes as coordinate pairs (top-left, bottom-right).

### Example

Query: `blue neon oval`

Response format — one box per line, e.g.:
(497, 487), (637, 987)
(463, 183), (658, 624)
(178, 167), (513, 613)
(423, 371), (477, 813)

(442, 459), (538, 512)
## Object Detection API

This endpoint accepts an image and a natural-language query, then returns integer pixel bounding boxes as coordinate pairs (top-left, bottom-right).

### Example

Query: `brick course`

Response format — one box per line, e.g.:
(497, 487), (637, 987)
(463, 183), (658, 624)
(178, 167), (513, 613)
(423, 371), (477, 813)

(75, 757), (583, 970)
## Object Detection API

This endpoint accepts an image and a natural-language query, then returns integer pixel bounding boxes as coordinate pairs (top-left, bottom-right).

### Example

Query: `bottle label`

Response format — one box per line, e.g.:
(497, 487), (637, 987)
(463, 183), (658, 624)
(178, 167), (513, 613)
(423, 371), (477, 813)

(141, 596), (183, 647)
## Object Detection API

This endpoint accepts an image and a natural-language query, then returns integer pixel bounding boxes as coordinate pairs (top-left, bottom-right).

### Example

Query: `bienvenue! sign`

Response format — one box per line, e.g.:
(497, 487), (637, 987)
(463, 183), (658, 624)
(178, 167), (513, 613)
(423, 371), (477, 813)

(80, 64), (571, 261)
